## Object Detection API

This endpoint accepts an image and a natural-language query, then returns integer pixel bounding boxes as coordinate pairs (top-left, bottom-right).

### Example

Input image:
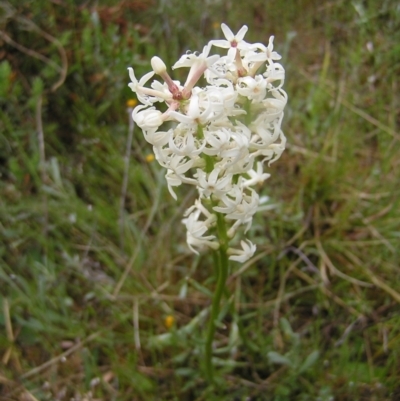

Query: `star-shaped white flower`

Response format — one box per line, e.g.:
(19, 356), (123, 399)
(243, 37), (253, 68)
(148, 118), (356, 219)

(165, 155), (197, 199)
(241, 161), (271, 188)
(128, 68), (171, 105)
(203, 127), (231, 156)
(213, 186), (243, 214)
(169, 128), (205, 157)
(227, 240), (256, 262)
(196, 167), (232, 198)
(259, 36), (282, 61)
(182, 207), (218, 253)
(211, 23), (251, 60)
(226, 189), (259, 234)
(128, 68), (153, 94)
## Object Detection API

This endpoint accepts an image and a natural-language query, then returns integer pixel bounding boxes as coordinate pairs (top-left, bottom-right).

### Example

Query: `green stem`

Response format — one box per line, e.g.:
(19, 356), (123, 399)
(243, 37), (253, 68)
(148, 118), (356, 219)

(204, 211), (229, 383)
(197, 124), (214, 174)
(245, 97), (252, 126)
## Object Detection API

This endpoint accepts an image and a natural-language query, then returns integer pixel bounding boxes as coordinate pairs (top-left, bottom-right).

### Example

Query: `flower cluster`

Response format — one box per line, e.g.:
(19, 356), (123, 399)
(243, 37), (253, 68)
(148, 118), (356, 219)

(128, 24), (287, 262)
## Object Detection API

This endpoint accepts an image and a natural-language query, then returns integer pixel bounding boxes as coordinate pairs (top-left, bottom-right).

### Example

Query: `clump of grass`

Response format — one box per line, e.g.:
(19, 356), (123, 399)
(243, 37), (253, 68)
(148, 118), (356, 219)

(1, 1), (400, 400)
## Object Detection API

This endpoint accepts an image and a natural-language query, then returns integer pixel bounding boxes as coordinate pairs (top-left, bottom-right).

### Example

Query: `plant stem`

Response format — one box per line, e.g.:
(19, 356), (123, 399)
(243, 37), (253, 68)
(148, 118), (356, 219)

(244, 97), (252, 126)
(204, 211), (229, 383)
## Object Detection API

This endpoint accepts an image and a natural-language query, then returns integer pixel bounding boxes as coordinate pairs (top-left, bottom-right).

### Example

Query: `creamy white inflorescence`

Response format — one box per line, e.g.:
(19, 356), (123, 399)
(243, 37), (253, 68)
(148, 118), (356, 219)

(128, 23), (287, 262)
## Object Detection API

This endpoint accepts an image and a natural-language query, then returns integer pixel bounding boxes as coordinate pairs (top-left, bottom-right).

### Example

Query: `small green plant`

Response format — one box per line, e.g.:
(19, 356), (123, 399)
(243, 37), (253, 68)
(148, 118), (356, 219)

(268, 318), (319, 383)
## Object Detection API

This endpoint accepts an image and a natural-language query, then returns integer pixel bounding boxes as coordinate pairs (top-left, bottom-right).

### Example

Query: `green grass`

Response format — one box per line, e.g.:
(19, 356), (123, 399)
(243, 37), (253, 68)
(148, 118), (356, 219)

(1, 0), (400, 399)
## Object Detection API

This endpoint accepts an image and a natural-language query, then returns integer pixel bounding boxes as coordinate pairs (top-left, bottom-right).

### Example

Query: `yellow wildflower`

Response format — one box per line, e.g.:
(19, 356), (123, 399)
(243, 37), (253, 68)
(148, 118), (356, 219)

(164, 315), (175, 329)
(126, 99), (137, 108)
(145, 153), (155, 163)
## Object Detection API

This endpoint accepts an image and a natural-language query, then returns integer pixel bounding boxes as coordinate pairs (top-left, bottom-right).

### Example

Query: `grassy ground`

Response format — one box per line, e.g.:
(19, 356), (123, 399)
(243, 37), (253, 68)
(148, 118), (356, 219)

(1, 0), (400, 400)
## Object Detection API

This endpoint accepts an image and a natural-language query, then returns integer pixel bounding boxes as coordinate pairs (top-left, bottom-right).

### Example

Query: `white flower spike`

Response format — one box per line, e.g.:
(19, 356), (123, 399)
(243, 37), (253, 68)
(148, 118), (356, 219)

(128, 23), (287, 262)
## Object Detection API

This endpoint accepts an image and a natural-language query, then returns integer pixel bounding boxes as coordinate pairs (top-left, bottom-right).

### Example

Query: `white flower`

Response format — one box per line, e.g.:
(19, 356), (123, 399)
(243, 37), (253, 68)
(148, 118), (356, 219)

(203, 127), (231, 156)
(226, 189), (259, 235)
(261, 36), (282, 61)
(204, 57), (235, 83)
(242, 48), (268, 66)
(164, 155), (197, 199)
(182, 207), (218, 253)
(219, 131), (250, 168)
(263, 88), (288, 111)
(167, 154), (195, 179)
(196, 167), (232, 198)
(237, 75), (267, 102)
(173, 44), (220, 97)
(213, 186), (243, 214)
(241, 162), (270, 188)
(132, 105), (164, 132)
(168, 128), (205, 157)
(128, 68), (153, 92)
(206, 82), (242, 117)
(264, 63), (285, 87)
(128, 68), (171, 105)
(144, 128), (171, 147)
(223, 152), (255, 176)
(173, 43), (219, 71)
(227, 240), (256, 262)
(211, 23), (251, 60)
(165, 169), (182, 200)
(251, 114), (284, 147)
(261, 140), (287, 165)
(168, 93), (214, 127)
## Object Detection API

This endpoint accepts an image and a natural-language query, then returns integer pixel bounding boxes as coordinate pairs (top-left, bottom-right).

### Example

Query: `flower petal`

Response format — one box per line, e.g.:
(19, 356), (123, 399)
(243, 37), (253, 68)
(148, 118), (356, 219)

(236, 25), (248, 41)
(221, 23), (234, 41)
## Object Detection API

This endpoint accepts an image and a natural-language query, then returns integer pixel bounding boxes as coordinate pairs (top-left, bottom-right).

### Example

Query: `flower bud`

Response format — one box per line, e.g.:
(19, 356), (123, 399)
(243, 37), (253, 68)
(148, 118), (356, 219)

(151, 56), (167, 75)
(133, 107), (163, 130)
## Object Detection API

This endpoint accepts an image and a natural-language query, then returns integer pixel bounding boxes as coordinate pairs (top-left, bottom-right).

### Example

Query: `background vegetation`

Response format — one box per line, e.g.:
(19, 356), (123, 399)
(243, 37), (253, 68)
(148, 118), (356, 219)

(1, 0), (399, 400)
